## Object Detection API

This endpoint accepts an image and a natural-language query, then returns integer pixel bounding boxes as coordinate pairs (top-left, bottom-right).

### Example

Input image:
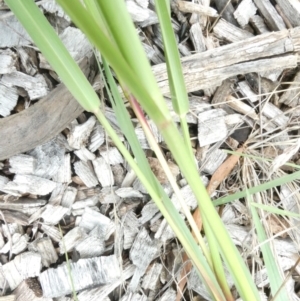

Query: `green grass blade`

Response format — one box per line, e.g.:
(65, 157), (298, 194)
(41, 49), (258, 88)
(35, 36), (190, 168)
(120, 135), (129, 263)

(7, 1), (260, 299)
(102, 59), (157, 189)
(215, 170), (300, 206)
(5, 0), (100, 113)
(154, 0), (193, 156)
(101, 59), (226, 300)
(154, 0), (189, 115)
(204, 217), (234, 301)
(95, 0), (158, 92)
(251, 202), (300, 218)
(56, 0), (172, 126)
(250, 197), (289, 300)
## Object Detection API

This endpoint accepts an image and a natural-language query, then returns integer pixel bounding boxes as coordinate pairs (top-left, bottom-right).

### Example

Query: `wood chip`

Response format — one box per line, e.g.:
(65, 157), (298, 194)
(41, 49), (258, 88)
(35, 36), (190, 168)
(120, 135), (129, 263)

(29, 138), (65, 179)
(139, 201), (160, 225)
(226, 95), (258, 120)
(3, 175), (56, 196)
(279, 70), (300, 107)
(74, 235), (105, 259)
(177, 0), (218, 17)
(201, 149), (227, 175)
(152, 28), (299, 95)
(74, 160), (98, 188)
(213, 18), (254, 43)
(68, 116), (97, 150)
(88, 122), (105, 152)
(2, 72), (48, 100)
(171, 185), (198, 212)
(39, 255), (121, 298)
(234, 0), (257, 27)
(115, 187), (143, 198)
(126, 0), (150, 22)
(72, 195), (99, 210)
(29, 237), (58, 268)
(74, 147), (96, 162)
(262, 102), (288, 128)
(2, 252), (41, 290)
(16, 47), (38, 76)
(129, 228), (161, 291)
(276, 0), (300, 27)
(0, 49), (17, 74)
(52, 153), (71, 183)
(238, 80), (259, 103)
(197, 109), (227, 147)
(253, 0), (286, 31)
(142, 262), (162, 291)
(0, 233), (28, 255)
(9, 154), (36, 175)
(99, 187), (120, 204)
(0, 15), (32, 47)
(92, 157), (114, 187)
(76, 263), (135, 301)
(190, 22), (206, 53)
(0, 82), (18, 117)
(41, 204), (69, 225)
(250, 15), (270, 34)
(14, 278), (45, 301)
(40, 224), (61, 242)
(79, 207), (115, 239)
(101, 147), (124, 165)
(59, 226), (87, 254)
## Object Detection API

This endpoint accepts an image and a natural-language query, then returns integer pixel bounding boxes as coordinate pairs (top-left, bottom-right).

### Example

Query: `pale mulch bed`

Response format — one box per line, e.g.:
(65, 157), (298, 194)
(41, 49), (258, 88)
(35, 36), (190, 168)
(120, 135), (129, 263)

(0, 0), (300, 300)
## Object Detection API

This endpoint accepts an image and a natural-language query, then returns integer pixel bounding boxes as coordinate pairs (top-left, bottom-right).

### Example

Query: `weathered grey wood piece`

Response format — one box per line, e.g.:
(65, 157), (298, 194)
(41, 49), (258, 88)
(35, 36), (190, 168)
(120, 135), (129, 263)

(198, 109), (227, 147)
(253, 0), (286, 31)
(67, 116), (97, 149)
(0, 15), (32, 47)
(0, 82), (18, 117)
(40, 204), (69, 225)
(77, 263), (135, 301)
(190, 22), (206, 53)
(0, 233), (28, 255)
(0, 197), (46, 212)
(142, 262), (162, 291)
(74, 160), (98, 188)
(129, 228), (161, 291)
(14, 278), (47, 301)
(29, 237), (58, 268)
(39, 255), (121, 298)
(275, 0), (300, 27)
(3, 175), (56, 196)
(279, 70), (300, 107)
(9, 154), (36, 175)
(158, 288), (176, 301)
(79, 207), (115, 239)
(234, 0), (257, 27)
(152, 26), (300, 95)
(0, 49), (17, 74)
(250, 15), (270, 33)
(176, 0), (218, 17)
(1, 71), (48, 100)
(59, 226), (87, 254)
(126, 0), (151, 22)
(213, 18), (254, 42)
(74, 235), (105, 258)
(214, 0), (238, 26)
(0, 57), (95, 160)
(2, 252), (41, 290)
